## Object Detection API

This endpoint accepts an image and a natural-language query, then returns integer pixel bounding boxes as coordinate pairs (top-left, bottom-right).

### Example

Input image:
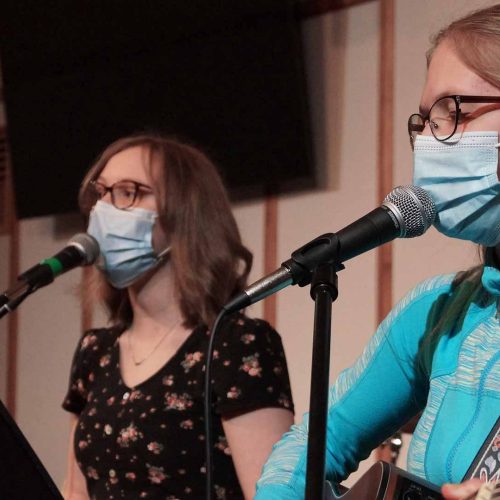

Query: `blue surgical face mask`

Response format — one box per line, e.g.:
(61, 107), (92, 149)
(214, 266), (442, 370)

(87, 201), (170, 289)
(413, 132), (500, 247)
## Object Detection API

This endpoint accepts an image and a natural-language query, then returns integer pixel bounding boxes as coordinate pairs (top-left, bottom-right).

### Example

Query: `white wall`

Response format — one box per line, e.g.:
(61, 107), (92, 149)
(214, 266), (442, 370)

(0, 0), (497, 491)
(15, 215), (85, 486)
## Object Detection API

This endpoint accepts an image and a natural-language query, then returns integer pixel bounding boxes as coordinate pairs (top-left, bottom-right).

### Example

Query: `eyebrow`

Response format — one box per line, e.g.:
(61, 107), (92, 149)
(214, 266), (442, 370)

(419, 92), (459, 116)
(419, 94), (444, 116)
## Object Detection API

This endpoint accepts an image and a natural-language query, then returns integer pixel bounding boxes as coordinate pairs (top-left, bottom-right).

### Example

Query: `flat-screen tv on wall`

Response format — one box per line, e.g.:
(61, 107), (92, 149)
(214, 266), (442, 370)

(0, 0), (315, 219)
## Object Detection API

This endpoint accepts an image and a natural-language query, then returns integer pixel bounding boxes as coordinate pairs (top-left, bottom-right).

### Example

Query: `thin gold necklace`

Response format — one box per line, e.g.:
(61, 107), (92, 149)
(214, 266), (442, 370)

(128, 319), (182, 366)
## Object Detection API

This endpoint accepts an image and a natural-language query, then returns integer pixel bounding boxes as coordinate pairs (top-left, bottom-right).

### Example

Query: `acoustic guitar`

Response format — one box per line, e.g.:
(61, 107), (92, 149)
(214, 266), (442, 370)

(324, 461), (499, 500)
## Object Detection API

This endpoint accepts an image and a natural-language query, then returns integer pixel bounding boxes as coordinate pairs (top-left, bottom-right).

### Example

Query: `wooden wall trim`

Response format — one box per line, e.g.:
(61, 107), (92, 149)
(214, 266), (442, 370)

(377, 0), (394, 323)
(376, 0), (395, 463)
(263, 195), (278, 326)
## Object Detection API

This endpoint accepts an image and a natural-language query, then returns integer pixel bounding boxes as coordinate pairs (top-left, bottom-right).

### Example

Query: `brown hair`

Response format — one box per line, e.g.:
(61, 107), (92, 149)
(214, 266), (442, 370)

(417, 4), (500, 376)
(80, 133), (253, 329)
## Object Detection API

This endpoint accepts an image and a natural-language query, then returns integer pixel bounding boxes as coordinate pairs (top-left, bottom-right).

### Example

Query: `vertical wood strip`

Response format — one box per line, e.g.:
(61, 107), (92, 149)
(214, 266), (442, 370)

(376, 0), (395, 462)
(377, 0), (394, 323)
(262, 195), (278, 326)
(5, 153), (19, 416)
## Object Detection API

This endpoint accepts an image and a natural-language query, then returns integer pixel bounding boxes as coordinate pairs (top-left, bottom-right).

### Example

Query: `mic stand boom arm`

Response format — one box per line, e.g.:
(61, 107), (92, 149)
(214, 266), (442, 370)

(225, 205), (399, 314)
(224, 233), (344, 314)
(0, 284), (33, 319)
(0, 261), (58, 320)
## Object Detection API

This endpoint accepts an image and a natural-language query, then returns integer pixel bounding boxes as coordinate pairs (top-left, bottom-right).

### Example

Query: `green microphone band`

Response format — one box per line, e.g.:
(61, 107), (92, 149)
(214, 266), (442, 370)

(40, 257), (64, 277)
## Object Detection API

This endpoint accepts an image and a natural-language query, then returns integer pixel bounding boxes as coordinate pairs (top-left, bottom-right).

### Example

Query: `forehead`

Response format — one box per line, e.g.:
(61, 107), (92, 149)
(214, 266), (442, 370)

(420, 40), (498, 111)
(99, 145), (155, 184)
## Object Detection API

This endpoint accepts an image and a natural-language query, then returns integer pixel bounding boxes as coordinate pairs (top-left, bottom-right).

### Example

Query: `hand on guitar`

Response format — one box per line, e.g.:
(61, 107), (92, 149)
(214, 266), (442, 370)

(441, 478), (484, 500)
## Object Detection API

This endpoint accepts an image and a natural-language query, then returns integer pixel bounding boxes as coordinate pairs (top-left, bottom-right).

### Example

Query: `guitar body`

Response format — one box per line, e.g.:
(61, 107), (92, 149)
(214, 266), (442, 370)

(324, 461), (444, 500)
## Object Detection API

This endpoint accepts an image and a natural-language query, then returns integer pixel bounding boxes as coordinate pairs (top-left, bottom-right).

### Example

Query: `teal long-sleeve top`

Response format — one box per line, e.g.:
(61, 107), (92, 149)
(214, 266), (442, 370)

(255, 266), (500, 499)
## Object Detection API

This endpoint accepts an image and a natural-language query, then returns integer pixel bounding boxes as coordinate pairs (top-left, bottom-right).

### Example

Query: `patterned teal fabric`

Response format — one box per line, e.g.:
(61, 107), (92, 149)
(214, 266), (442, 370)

(256, 266), (500, 499)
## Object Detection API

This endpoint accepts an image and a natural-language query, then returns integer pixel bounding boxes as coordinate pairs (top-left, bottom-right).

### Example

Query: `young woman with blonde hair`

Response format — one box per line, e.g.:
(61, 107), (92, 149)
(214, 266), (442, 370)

(256, 5), (500, 499)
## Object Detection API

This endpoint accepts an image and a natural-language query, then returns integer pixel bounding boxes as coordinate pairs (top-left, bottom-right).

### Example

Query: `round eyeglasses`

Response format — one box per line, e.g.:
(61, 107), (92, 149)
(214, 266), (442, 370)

(408, 95), (500, 149)
(88, 180), (153, 210)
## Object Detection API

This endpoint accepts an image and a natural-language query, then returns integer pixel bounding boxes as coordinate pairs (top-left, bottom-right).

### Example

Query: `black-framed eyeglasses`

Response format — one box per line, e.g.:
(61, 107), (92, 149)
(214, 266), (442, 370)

(408, 95), (500, 149)
(88, 180), (153, 210)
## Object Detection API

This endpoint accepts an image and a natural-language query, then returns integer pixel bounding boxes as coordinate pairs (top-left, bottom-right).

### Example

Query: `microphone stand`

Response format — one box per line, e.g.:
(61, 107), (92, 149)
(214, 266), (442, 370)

(0, 283), (34, 319)
(0, 263), (57, 320)
(305, 263), (339, 500)
(225, 232), (345, 498)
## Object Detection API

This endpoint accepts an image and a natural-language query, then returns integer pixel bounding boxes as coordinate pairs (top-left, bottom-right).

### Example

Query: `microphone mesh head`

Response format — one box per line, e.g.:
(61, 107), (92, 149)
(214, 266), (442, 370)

(383, 185), (436, 238)
(67, 233), (100, 265)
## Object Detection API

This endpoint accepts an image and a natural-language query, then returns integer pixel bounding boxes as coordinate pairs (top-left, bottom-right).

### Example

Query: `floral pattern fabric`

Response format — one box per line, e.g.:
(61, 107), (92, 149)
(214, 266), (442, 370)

(63, 314), (294, 499)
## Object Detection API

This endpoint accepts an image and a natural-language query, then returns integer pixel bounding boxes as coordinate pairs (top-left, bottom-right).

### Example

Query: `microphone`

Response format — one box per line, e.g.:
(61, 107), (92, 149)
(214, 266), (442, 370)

(224, 185), (436, 313)
(0, 233), (100, 313)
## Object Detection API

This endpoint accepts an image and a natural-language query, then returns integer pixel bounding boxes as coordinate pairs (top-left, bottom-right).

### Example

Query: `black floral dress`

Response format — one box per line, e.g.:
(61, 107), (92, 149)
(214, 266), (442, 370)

(62, 313), (294, 499)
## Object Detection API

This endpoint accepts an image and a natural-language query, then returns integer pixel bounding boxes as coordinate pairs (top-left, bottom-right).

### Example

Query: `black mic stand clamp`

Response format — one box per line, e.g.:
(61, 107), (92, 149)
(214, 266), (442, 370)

(285, 232), (344, 287)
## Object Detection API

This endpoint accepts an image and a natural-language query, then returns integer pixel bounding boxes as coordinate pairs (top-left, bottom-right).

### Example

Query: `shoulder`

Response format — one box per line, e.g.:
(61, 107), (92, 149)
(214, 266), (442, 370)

(78, 326), (121, 351)
(388, 273), (457, 322)
(400, 273), (456, 305)
(214, 313), (288, 365)
(72, 326), (121, 367)
(373, 273), (459, 355)
(217, 313), (282, 345)
(221, 313), (276, 331)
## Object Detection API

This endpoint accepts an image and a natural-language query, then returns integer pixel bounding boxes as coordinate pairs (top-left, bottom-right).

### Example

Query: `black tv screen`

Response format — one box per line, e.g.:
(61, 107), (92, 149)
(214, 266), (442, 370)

(0, 0), (315, 219)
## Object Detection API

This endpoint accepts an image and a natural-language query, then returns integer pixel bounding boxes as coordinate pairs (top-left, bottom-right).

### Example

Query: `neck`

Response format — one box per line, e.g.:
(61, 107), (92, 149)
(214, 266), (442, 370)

(127, 263), (184, 337)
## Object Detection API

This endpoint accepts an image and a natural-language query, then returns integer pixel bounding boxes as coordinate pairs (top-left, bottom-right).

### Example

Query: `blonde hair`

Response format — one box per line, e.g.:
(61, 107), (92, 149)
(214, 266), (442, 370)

(427, 4), (500, 88)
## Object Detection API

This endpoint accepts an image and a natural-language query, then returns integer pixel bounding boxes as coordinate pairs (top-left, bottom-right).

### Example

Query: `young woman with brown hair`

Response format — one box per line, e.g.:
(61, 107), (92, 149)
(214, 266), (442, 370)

(62, 134), (294, 499)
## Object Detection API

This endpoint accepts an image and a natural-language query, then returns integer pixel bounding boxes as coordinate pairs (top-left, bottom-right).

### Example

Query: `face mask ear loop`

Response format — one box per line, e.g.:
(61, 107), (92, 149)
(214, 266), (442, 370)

(156, 246), (171, 262)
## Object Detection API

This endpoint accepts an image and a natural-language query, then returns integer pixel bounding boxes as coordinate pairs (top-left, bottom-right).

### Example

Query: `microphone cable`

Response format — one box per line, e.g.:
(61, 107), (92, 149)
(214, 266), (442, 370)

(203, 307), (230, 500)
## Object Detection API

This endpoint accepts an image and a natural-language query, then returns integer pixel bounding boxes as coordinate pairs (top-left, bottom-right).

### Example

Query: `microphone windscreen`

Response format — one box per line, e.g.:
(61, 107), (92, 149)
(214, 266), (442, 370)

(67, 233), (100, 265)
(383, 185), (436, 238)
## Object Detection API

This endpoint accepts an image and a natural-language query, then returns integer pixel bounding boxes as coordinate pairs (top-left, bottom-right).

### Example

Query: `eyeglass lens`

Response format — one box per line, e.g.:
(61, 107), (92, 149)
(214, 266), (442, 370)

(408, 96), (458, 146)
(91, 181), (138, 209)
(427, 96), (458, 141)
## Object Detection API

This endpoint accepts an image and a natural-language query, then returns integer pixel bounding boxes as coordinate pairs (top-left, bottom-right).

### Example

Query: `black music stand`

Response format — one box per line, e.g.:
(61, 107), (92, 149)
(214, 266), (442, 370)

(0, 398), (63, 499)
